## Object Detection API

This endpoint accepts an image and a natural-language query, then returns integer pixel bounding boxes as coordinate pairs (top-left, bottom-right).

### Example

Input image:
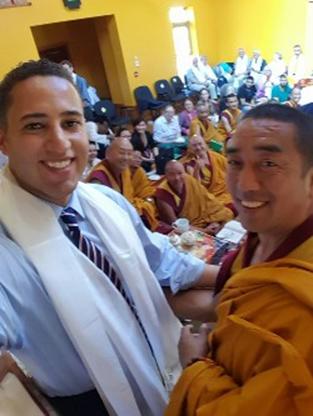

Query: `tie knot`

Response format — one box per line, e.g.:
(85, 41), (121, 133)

(60, 207), (79, 228)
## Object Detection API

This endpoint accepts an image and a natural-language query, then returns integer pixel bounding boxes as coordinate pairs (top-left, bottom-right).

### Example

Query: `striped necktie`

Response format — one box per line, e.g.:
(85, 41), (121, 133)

(60, 207), (164, 383)
(60, 207), (133, 308)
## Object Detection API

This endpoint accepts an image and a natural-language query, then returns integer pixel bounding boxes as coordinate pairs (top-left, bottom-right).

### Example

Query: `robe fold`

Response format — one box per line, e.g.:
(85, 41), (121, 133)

(156, 174), (233, 228)
(217, 108), (242, 141)
(166, 225), (313, 416)
(189, 119), (222, 145)
(88, 161), (159, 230)
(179, 150), (234, 210)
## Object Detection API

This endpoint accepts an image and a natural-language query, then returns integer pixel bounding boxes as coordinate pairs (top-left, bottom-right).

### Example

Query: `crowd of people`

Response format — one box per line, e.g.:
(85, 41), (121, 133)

(74, 45), (312, 238)
(0, 51), (313, 416)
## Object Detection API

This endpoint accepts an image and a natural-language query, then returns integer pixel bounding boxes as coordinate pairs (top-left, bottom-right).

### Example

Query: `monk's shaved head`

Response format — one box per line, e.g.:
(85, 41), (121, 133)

(189, 134), (206, 147)
(189, 134), (207, 155)
(165, 160), (185, 193)
(165, 160), (184, 174)
(105, 137), (133, 172)
(106, 137), (133, 157)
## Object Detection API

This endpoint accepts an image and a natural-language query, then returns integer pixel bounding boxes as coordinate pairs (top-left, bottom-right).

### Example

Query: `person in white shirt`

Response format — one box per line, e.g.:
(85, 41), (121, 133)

(153, 105), (181, 144)
(81, 142), (102, 181)
(199, 55), (218, 99)
(249, 49), (267, 84)
(0, 58), (216, 416)
(233, 48), (250, 90)
(185, 56), (217, 99)
(85, 121), (112, 147)
(288, 44), (307, 84)
(268, 52), (287, 85)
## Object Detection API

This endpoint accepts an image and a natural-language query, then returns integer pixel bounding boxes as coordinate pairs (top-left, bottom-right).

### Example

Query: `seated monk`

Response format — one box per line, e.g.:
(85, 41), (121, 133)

(189, 102), (223, 146)
(180, 134), (235, 213)
(165, 104), (313, 416)
(217, 93), (242, 141)
(129, 150), (156, 201)
(155, 160), (233, 234)
(87, 138), (159, 230)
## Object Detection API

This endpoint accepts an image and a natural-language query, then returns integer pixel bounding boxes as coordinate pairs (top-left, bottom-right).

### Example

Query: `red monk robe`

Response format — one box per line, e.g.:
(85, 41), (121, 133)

(87, 160), (159, 230)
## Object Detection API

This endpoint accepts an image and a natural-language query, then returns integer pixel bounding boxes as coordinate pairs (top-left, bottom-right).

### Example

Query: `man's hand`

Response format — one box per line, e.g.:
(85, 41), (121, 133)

(164, 288), (217, 322)
(205, 222), (222, 235)
(179, 324), (210, 368)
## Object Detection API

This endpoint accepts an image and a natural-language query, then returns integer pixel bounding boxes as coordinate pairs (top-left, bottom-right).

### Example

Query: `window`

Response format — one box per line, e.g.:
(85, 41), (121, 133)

(169, 6), (198, 79)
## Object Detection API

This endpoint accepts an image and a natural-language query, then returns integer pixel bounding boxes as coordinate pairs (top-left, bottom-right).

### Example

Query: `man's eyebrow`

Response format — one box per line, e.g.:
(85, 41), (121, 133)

(20, 112), (46, 121)
(253, 144), (283, 153)
(60, 110), (84, 118)
(225, 146), (239, 155)
(225, 144), (283, 155)
(20, 110), (84, 121)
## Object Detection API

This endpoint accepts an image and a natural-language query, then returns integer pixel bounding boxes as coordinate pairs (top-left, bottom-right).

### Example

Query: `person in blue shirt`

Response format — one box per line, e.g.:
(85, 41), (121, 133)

(271, 74), (292, 103)
(0, 59), (216, 416)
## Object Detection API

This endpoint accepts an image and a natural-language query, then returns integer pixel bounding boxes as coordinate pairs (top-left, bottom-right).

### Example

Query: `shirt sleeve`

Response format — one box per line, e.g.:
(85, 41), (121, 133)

(0, 235), (24, 350)
(90, 185), (205, 293)
(153, 118), (163, 142)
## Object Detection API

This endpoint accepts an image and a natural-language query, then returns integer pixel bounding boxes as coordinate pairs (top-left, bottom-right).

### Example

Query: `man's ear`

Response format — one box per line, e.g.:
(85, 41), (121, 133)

(305, 166), (313, 200)
(0, 129), (8, 155)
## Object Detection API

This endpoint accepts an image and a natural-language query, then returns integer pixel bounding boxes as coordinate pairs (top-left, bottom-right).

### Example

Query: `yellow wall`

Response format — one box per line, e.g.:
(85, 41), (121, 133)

(32, 19), (110, 97)
(208, 0), (308, 65)
(0, 0), (310, 106)
(0, 0), (214, 105)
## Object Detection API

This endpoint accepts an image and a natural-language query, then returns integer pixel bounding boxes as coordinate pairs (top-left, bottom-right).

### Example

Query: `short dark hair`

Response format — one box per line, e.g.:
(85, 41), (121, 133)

(132, 117), (146, 128)
(280, 74), (287, 79)
(115, 126), (131, 137)
(242, 103), (313, 170)
(226, 93), (237, 101)
(246, 76), (254, 82)
(0, 59), (76, 127)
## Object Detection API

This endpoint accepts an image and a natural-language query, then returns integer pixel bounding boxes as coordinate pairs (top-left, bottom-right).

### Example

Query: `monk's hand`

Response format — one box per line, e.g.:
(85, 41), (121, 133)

(179, 323), (210, 368)
(204, 222), (222, 235)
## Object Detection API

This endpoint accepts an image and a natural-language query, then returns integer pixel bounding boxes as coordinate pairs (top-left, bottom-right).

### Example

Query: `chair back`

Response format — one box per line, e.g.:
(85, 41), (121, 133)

(170, 76), (185, 94)
(94, 99), (116, 121)
(134, 86), (154, 111)
(154, 79), (173, 101)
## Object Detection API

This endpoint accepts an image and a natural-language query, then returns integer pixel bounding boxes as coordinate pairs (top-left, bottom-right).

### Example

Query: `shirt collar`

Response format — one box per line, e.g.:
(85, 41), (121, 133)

(48, 190), (86, 221)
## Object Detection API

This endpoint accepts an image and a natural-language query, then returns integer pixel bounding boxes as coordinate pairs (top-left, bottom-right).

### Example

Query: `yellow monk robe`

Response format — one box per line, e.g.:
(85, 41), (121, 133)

(130, 166), (156, 200)
(179, 150), (233, 208)
(88, 161), (159, 230)
(189, 118), (223, 145)
(166, 222), (313, 416)
(156, 174), (233, 227)
(217, 108), (242, 141)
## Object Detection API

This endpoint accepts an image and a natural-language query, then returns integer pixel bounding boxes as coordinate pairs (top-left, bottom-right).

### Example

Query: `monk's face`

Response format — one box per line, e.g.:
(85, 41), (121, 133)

(166, 163), (185, 193)
(130, 151), (142, 168)
(226, 96), (239, 110)
(0, 75), (88, 206)
(226, 118), (313, 236)
(107, 140), (133, 171)
(189, 136), (207, 156)
(291, 89), (301, 103)
(197, 106), (209, 121)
